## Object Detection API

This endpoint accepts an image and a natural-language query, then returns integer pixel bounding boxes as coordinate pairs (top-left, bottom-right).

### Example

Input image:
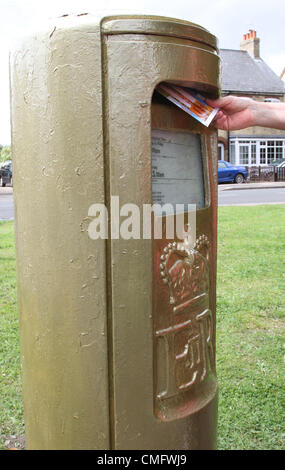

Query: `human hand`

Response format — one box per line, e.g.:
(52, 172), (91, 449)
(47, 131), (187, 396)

(206, 95), (256, 130)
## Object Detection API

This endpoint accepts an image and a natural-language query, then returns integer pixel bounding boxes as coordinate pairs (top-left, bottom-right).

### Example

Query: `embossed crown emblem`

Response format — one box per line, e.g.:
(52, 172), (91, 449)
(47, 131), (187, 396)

(160, 234), (210, 312)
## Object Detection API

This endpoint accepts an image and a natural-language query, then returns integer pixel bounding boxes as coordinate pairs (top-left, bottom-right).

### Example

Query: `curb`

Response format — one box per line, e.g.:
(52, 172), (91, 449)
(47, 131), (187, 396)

(219, 183), (285, 191)
(0, 188), (13, 195)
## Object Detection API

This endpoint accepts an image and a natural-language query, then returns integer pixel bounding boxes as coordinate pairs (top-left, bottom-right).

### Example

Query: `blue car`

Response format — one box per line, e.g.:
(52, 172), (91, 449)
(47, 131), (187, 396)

(218, 160), (247, 184)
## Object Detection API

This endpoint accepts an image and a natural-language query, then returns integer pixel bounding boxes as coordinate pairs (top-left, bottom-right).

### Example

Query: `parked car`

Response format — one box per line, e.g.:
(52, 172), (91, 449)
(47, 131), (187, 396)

(218, 160), (247, 184)
(270, 158), (285, 167)
(0, 161), (12, 187)
(268, 159), (285, 175)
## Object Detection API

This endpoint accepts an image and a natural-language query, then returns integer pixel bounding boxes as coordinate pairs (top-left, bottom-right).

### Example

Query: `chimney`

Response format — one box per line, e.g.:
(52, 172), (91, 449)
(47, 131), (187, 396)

(240, 29), (260, 58)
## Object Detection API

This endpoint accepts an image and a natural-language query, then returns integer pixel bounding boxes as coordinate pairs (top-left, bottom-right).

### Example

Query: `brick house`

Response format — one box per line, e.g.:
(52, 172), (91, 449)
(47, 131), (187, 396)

(218, 30), (285, 166)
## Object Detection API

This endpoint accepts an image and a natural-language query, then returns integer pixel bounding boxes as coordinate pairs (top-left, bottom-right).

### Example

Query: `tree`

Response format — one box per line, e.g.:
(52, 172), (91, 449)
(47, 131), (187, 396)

(0, 146), (11, 163)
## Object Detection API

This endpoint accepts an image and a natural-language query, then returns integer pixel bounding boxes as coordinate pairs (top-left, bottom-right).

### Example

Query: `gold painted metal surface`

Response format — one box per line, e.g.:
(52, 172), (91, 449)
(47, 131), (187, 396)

(101, 16), (218, 51)
(11, 13), (219, 450)
(10, 16), (110, 450)
(103, 26), (219, 449)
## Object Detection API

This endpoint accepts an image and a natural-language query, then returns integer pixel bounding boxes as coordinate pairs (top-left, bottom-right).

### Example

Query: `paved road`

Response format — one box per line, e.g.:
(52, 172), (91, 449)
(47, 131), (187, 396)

(218, 186), (285, 206)
(0, 192), (14, 220)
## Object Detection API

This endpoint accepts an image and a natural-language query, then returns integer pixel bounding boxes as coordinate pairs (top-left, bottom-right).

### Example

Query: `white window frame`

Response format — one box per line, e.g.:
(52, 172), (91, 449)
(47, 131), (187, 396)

(229, 138), (285, 166)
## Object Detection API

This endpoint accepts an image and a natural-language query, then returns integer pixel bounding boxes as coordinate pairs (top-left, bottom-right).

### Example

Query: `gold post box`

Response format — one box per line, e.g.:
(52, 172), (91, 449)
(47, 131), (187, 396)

(10, 13), (220, 450)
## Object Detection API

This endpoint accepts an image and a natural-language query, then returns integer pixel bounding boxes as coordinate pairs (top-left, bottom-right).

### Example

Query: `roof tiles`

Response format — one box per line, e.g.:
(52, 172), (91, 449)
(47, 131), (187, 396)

(220, 49), (285, 95)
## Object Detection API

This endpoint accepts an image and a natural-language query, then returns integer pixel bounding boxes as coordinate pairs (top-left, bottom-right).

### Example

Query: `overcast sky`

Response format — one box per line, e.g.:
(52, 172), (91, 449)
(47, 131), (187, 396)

(1, 0), (285, 144)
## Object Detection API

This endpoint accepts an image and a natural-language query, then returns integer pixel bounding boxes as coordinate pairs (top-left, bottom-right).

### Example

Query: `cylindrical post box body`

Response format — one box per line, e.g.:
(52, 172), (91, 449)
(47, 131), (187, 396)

(10, 14), (220, 449)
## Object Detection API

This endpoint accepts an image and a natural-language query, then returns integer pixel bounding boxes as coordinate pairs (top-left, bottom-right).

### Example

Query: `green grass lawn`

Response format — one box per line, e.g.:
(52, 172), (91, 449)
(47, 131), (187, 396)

(216, 205), (285, 450)
(0, 221), (24, 449)
(0, 205), (284, 449)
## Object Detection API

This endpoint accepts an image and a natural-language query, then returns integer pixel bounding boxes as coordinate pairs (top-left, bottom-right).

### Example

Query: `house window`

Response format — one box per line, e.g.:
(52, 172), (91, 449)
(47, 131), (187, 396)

(239, 145), (249, 164)
(218, 143), (225, 160)
(230, 138), (285, 166)
(251, 143), (256, 164)
(276, 141), (283, 160)
(229, 142), (236, 164)
(261, 140), (284, 164)
(260, 147), (266, 164)
(264, 98), (280, 103)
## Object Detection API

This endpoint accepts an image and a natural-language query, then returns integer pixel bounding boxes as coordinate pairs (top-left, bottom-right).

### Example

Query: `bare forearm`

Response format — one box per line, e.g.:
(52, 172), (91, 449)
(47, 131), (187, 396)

(207, 95), (285, 131)
(250, 101), (285, 130)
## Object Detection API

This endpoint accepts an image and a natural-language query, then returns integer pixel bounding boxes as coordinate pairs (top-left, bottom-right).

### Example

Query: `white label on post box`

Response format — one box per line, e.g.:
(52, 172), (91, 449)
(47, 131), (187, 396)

(152, 130), (205, 211)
